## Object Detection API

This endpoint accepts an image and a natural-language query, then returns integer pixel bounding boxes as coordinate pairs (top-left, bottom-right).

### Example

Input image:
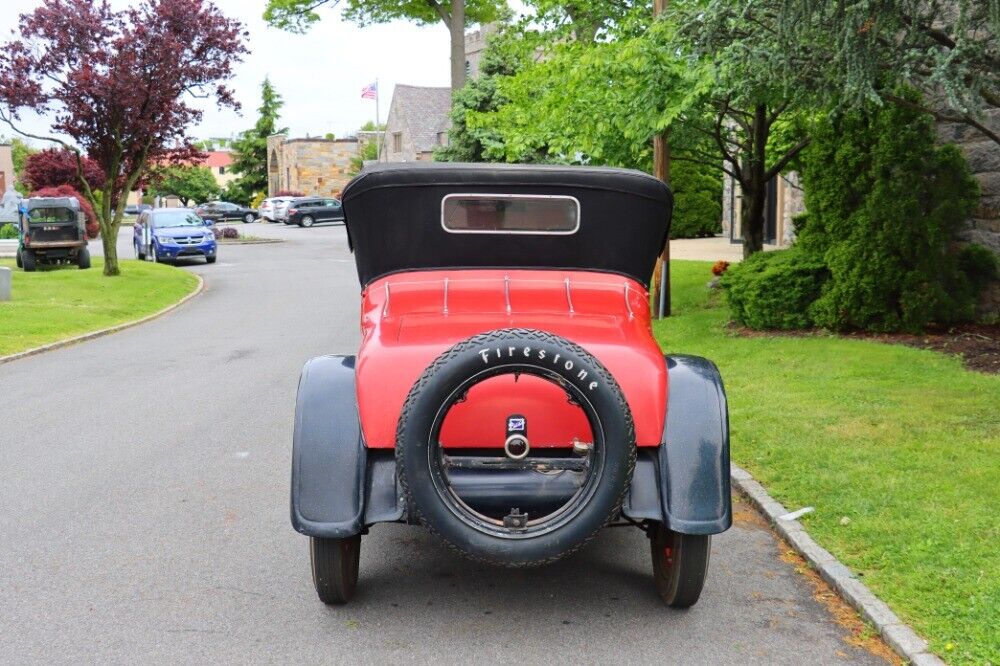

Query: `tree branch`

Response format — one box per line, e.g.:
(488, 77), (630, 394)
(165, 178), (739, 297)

(765, 136), (811, 181)
(885, 93), (1000, 147)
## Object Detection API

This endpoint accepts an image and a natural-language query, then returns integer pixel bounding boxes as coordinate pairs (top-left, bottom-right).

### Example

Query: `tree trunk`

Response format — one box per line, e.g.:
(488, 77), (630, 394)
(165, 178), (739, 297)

(741, 104), (769, 258)
(449, 0), (466, 92)
(652, 130), (671, 317)
(100, 218), (120, 276)
(650, 0), (671, 318)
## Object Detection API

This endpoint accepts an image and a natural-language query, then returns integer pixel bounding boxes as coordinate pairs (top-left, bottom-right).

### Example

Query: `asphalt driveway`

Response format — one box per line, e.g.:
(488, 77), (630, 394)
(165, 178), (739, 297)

(0, 223), (886, 664)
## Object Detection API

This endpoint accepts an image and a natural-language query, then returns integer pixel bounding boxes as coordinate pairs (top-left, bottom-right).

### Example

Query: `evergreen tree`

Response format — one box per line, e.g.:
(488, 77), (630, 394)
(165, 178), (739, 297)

(230, 78), (287, 202)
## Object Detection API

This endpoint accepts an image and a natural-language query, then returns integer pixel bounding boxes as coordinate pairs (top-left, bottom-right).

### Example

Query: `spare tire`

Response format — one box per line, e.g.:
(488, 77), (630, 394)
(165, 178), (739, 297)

(396, 328), (635, 567)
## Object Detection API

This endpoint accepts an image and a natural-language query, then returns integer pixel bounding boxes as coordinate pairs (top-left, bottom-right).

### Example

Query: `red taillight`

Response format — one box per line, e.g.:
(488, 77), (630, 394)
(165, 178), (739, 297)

(288, 208), (298, 215)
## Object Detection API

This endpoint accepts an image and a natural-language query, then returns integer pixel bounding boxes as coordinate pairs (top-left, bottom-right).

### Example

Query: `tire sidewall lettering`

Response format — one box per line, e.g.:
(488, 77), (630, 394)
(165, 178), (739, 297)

(476, 341), (601, 392)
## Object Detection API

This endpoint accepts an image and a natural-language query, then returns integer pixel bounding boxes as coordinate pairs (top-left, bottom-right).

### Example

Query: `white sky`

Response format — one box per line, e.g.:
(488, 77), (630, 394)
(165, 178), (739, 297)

(0, 0), (464, 144)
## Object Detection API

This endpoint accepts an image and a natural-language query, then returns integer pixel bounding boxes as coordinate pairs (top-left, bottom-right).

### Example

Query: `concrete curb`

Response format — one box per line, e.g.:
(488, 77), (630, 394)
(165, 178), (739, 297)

(731, 464), (943, 666)
(0, 274), (204, 366)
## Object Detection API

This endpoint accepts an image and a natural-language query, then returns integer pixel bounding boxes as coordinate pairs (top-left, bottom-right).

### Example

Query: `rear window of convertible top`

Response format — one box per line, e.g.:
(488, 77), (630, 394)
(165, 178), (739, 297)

(441, 194), (579, 235)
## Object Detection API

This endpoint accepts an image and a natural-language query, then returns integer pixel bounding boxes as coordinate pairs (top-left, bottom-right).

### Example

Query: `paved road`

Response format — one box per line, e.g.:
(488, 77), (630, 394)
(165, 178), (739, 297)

(0, 223), (884, 664)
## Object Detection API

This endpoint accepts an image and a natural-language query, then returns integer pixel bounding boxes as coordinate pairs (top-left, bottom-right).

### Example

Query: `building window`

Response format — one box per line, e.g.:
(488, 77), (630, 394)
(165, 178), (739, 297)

(465, 60), (471, 76)
(392, 132), (402, 153)
(218, 166), (226, 175)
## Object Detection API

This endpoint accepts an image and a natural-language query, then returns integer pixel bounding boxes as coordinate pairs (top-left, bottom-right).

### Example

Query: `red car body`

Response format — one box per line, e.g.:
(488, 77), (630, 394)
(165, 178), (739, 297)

(356, 269), (667, 450)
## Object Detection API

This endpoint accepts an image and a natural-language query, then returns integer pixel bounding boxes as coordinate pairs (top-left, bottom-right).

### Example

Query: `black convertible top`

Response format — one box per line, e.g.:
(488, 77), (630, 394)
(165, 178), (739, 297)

(341, 162), (672, 287)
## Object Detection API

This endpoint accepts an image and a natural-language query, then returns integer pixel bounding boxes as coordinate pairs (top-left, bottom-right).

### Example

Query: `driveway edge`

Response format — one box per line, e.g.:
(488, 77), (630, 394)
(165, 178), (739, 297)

(730, 463), (943, 666)
(0, 274), (204, 366)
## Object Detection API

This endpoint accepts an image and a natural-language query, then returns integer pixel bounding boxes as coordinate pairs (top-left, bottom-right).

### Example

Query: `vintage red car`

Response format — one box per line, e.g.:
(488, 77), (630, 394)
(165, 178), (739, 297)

(291, 163), (731, 607)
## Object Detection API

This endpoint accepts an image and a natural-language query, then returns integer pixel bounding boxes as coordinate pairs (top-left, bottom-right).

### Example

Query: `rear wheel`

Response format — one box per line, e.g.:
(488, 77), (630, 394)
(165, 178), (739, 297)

(310, 535), (361, 604)
(243, 213), (255, 224)
(650, 523), (711, 608)
(77, 247), (91, 270)
(396, 328), (635, 567)
(15, 249), (22, 268)
(21, 249), (36, 272)
(300, 215), (315, 228)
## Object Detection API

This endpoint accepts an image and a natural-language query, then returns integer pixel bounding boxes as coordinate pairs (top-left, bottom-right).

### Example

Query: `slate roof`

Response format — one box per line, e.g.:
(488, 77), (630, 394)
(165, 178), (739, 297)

(390, 85), (453, 154)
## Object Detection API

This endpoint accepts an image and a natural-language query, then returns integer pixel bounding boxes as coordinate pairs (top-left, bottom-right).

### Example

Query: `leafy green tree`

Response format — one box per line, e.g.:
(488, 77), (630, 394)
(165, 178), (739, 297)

(349, 140), (379, 176)
(773, 0), (1000, 146)
(230, 78), (286, 202)
(1, 135), (37, 194)
(148, 165), (221, 206)
(435, 28), (539, 162)
(263, 0), (506, 91)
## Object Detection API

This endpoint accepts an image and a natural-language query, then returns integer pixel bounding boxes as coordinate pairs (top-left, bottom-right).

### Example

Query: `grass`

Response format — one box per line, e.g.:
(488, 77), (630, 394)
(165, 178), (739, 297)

(0, 258), (199, 357)
(654, 261), (1000, 664)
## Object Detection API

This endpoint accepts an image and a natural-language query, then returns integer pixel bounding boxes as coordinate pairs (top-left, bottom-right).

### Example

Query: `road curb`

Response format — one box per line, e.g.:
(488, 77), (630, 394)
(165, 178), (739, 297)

(731, 464), (943, 665)
(0, 273), (204, 366)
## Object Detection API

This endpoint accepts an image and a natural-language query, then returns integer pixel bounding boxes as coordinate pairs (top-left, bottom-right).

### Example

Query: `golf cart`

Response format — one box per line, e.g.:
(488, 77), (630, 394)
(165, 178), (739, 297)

(291, 163), (731, 607)
(16, 197), (91, 271)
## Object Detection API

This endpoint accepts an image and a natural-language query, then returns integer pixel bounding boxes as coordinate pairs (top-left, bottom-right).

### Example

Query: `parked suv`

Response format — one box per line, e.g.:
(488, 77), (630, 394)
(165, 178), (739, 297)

(16, 197), (91, 271)
(134, 208), (217, 264)
(260, 197), (295, 223)
(196, 201), (259, 224)
(286, 198), (344, 227)
(291, 164), (731, 607)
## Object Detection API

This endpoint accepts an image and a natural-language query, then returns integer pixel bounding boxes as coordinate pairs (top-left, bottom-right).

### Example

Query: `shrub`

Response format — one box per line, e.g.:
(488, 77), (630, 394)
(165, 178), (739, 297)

(670, 161), (723, 239)
(274, 190), (304, 198)
(957, 243), (998, 291)
(213, 226), (239, 240)
(0, 223), (17, 239)
(711, 260), (730, 276)
(250, 192), (266, 210)
(797, 93), (982, 332)
(30, 185), (99, 239)
(721, 249), (828, 329)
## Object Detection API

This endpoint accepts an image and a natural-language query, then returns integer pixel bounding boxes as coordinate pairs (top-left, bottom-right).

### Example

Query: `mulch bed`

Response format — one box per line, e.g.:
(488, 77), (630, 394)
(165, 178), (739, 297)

(729, 322), (1000, 374)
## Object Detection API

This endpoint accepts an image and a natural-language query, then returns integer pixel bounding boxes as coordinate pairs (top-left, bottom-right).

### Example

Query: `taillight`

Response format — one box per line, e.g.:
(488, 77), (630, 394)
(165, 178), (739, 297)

(288, 208), (298, 215)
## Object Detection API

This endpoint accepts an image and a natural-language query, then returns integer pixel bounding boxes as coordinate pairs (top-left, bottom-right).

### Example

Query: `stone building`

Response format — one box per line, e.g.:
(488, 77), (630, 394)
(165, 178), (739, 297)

(267, 135), (358, 197)
(721, 173), (804, 249)
(939, 110), (1000, 315)
(464, 23), (498, 79)
(379, 85), (453, 163)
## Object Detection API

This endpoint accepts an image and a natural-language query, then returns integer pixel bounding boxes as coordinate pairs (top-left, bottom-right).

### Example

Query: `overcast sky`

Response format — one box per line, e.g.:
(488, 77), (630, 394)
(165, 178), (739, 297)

(0, 0), (467, 145)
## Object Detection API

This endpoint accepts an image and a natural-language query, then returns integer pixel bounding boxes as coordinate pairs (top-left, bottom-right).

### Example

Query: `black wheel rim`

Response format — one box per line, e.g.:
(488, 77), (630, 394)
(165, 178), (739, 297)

(425, 364), (605, 540)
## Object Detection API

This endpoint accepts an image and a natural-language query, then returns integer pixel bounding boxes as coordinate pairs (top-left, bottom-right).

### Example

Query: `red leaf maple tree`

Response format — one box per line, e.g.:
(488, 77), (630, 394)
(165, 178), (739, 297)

(0, 0), (247, 275)
(23, 148), (103, 193)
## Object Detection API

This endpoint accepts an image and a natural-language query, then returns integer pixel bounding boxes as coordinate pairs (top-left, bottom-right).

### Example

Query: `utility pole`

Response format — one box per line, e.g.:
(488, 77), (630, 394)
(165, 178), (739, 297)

(652, 0), (671, 318)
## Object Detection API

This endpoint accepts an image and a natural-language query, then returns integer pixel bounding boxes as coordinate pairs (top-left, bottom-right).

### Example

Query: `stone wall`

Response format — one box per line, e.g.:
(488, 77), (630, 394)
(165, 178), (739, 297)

(938, 109), (1000, 317)
(267, 135), (358, 198)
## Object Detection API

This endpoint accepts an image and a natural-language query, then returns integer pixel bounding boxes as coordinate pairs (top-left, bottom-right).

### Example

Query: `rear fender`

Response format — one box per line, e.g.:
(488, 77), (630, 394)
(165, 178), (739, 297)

(623, 355), (732, 535)
(291, 356), (373, 538)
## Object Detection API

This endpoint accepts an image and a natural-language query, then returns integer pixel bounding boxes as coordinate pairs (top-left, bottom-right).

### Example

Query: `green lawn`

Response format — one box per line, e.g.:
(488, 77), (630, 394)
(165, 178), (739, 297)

(655, 261), (999, 664)
(0, 258), (199, 357)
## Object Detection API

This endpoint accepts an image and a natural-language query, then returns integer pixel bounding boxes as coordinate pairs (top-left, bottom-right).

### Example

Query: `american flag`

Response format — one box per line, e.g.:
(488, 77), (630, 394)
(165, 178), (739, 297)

(361, 82), (377, 100)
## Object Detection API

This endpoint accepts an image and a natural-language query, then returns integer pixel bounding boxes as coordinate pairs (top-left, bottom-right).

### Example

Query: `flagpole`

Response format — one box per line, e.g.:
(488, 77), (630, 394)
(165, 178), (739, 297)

(375, 78), (383, 162)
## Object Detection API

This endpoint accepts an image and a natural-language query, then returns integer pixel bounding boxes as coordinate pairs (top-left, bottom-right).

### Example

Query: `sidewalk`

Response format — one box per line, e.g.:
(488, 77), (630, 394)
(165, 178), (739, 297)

(670, 236), (779, 262)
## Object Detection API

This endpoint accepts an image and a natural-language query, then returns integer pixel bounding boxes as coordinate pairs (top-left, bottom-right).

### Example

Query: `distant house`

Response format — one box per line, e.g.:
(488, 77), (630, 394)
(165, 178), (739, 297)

(202, 151), (235, 190)
(379, 85), (453, 163)
(0, 144), (14, 194)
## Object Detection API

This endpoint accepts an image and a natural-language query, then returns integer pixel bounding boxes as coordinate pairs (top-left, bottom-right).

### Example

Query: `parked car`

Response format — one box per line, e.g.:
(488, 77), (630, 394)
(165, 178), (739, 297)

(16, 197), (91, 271)
(125, 203), (152, 216)
(286, 198), (344, 227)
(274, 199), (295, 224)
(196, 201), (259, 224)
(134, 208), (217, 264)
(260, 197), (295, 223)
(291, 163), (731, 607)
